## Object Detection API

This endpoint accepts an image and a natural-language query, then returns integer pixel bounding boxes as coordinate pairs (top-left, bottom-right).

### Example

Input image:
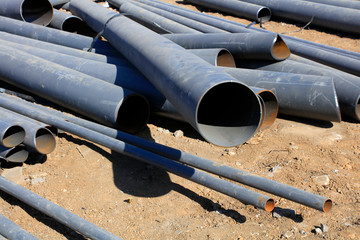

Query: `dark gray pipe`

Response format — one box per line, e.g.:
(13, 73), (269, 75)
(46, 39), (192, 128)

(188, 49), (236, 67)
(0, 93), (331, 212)
(0, 176), (122, 240)
(0, 213), (38, 240)
(184, 0), (271, 23)
(299, 0), (360, 11)
(0, 97), (275, 212)
(70, 0), (262, 147)
(235, 58), (360, 121)
(0, 145), (29, 163)
(164, 33), (290, 61)
(0, 44), (150, 133)
(50, 9), (84, 32)
(0, 119), (25, 148)
(220, 67), (341, 122)
(49, 0), (71, 8)
(0, 0), (53, 26)
(0, 108), (56, 154)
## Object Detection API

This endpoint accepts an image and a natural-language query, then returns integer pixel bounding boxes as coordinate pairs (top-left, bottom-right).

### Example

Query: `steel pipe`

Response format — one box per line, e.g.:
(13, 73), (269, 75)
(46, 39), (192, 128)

(0, 145), (29, 163)
(49, 0), (71, 8)
(0, 93), (331, 212)
(299, 0), (360, 11)
(184, 0), (271, 23)
(70, 0), (262, 147)
(0, 45), (150, 133)
(220, 67), (341, 122)
(164, 33), (290, 61)
(0, 176), (122, 240)
(0, 213), (38, 240)
(188, 49), (236, 67)
(0, 119), (25, 148)
(50, 9), (85, 32)
(0, 0), (53, 26)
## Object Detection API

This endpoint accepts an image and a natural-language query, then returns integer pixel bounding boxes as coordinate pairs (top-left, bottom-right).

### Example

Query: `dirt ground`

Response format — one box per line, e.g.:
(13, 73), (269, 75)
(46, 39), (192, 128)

(1, 0), (360, 239)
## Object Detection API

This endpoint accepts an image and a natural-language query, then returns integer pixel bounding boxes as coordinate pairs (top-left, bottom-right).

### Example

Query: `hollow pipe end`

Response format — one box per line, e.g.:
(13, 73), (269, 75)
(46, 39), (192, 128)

(4, 146), (29, 163)
(257, 7), (271, 23)
(265, 198), (275, 212)
(271, 35), (291, 61)
(257, 90), (279, 130)
(2, 125), (26, 148)
(216, 49), (236, 68)
(21, 0), (54, 26)
(35, 128), (56, 155)
(323, 199), (332, 213)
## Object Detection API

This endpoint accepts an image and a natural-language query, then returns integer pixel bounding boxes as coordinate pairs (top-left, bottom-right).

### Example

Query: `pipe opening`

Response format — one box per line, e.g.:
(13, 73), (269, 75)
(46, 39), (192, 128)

(257, 90), (278, 130)
(265, 198), (275, 212)
(2, 125), (25, 148)
(45, 126), (58, 136)
(116, 95), (150, 133)
(217, 50), (236, 68)
(62, 17), (85, 33)
(272, 36), (291, 60)
(323, 199), (332, 213)
(5, 146), (29, 163)
(197, 82), (261, 147)
(21, 0), (53, 26)
(356, 96), (360, 121)
(35, 128), (56, 154)
(257, 8), (271, 23)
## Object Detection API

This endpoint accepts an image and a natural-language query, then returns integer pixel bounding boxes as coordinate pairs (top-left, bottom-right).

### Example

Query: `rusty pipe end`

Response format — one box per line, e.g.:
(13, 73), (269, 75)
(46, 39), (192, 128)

(323, 199), (332, 213)
(216, 49), (236, 68)
(35, 128), (56, 154)
(257, 90), (279, 130)
(21, 0), (54, 26)
(2, 125), (26, 148)
(265, 198), (275, 212)
(271, 35), (291, 61)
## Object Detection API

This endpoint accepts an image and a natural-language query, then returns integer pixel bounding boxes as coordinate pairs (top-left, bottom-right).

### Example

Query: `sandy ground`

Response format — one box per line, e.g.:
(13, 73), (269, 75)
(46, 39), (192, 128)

(0, 0), (360, 239)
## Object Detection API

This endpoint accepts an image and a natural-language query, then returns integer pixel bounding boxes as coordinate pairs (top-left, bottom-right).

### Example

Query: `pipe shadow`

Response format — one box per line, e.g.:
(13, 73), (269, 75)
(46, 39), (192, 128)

(277, 114), (334, 128)
(272, 207), (303, 223)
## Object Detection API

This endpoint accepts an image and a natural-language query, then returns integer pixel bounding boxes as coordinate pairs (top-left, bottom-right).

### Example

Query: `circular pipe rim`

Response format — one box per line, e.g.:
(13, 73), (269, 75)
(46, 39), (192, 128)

(1, 125), (26, 148)
(271, 35), (291, 60)
(20, 0), (54, 26)
(34, 128), (56, 154)
(257, 7), (271, 23)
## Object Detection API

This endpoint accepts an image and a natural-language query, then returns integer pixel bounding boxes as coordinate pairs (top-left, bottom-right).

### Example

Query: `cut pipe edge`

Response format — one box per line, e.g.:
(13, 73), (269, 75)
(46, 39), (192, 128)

(217, 49), (236, 67)
(257, 7), (271, 23)
(1, 125), (26, 148)
(196, 82), (262, 147)
(34, 128), (56, 154)
(187, 48), (236, 67)
(271, 35), (290, 60)
(60, 16), (84, 32)
(323, 199), (332, 213)
(265, 198), (275, 212)
(256, 89), (278, 130)
(20, 0), (54, 26)
(1, 145), (29, 163)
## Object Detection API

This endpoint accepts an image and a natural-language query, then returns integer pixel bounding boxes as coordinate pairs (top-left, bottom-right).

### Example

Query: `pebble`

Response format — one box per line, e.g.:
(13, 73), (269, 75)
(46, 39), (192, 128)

(283, 231), (293, 238)
(1, 167), (25, 184)
(31, 177), (46, 185)
(320, 223), (328, 233)
(314, 227), (323, 235)
(269, 165), (282, 173)
(314, 175), (330, 186)
(173, 130), (184, 138)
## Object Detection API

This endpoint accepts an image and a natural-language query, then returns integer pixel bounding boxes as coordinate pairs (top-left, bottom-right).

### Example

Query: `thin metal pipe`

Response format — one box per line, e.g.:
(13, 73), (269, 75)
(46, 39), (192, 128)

(70, 0), (262, 147)
(0, 213), (38, 240)
(0, 119), (25, 148)
(164, 33), (290, 61)
(0, 145), (29, 163)
(0, 96), (275, 212)
(0, 0), (53, 26)
(0, 44), (150, 133)
(0, 176), (122, 240)
(0, 93), (331, 212)
(187, 49), (236, 67)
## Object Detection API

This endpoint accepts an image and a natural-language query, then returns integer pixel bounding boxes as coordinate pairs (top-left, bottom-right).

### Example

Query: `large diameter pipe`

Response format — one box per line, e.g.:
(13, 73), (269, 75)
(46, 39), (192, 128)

(70, 0), (262, 147)
(0, 45), (150, 133)
(0, 213), (38, 240)
(220, 67), (341, 122)
(188, 49), (236, 67)
(0, 93), (331, 212)
(164, 33), (290, 61)
(0, 119), (25, 148)
(0, 0), (53, 26)
(184, 0), (271, 23)
(0, 176), (122, 240)
(0, 145), (29, 163)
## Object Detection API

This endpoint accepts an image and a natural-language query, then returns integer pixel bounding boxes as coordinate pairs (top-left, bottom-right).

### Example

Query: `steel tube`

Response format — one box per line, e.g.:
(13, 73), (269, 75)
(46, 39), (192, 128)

(0, 119), (25, 148)
(0, 213), (38, 240)
(220, 67), (341, 122)
(0, 145), (29, 163)
(0, 93), (331, 212)
(164, 33), (290, 61)
(0, 176), (122, 240)
(70, 0), (262, 147)
(0, 0), (53, 26)
(188, 49), (236, 67)
(49, 0), (71, 8)
(184, 0), (271, 23)
(50, 9), (84, 32)
(300, 0), (360, 11)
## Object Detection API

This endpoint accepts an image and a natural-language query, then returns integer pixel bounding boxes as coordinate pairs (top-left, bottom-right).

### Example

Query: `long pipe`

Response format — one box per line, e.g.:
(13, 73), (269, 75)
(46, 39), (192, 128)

(0, 213), (38, 240)
(188, 48), (236, 67)
(70, 0), (262, 147)
(184, 0), (271, 23)
(0, 119), (25, 148)
(0, 44), (150, 133)
(163, 33), (290, 61)
(0, 97), (275, 212)
(0, 93), (332, 212)
(0, 0), (53, 26)
(220, 66), (341, 122)
(0, 145), (29, 163)
(301, 0), (360, 10)
(49, 0), (71, 8)
(0, 176), (122, 240)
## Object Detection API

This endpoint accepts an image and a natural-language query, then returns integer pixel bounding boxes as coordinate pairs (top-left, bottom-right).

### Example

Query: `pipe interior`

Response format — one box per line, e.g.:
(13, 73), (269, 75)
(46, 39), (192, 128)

(356, 96), (360, 121)
(265, 199), (275, 212)
(257, 8), (271, 23)
(258, 90), (278, 130)
(197, 82), (261, 147)
(116, 95), (150, 133)
(62, 18), (85, 33)
(21, 0), (53, 25)
(323, 199), (332, 213)
(272, 36), (291, 60)
(5, 147), (29, 163)
(35, 128), (56, 154)
(2, 126), (25, 148)
(217, 50), (236, 68)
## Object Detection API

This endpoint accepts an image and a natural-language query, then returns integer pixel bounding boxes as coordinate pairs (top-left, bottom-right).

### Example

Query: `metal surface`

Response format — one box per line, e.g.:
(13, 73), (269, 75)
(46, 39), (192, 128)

(0, 145), (29, 163)
(0, 44), (150, 132)
(0, 176), (122, 240)
(70, 0), (262, 147)
(184, 0), (271, 22)
(49, 0), (71, 7)
(187, 49), (236, 67)
(0, 93), (331, 212)
(50, 9), (84, 32)
(0, 107), (56, 155)
(164, 33), (290, 61)
(0, 119), (25, 148)
(0, 213), (38, 240)
(0, 0), (53, 26)
(221, 66), (341, 122)
(300, 0), (360, 11)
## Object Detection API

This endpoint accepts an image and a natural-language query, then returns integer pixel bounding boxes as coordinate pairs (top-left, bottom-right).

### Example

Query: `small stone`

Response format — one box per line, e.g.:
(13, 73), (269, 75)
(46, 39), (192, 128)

(173, 130), (184, 138)
(320, 223), (328, 233)
(272, 211), (282, 218)
(31, 177), (46, 185)
(157, 128), (163, 132)
(283, 231), (293, 238)
(300, 230), (307, 235)
(314, 175), (330, 186)
(314, 227), (322, 234)
(163, 129), (170, 134)
(334, 169), (339, 174)
(1, 167), (25, 184)
(269, 165), (282, 173)
(349, 233), (356, 239)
